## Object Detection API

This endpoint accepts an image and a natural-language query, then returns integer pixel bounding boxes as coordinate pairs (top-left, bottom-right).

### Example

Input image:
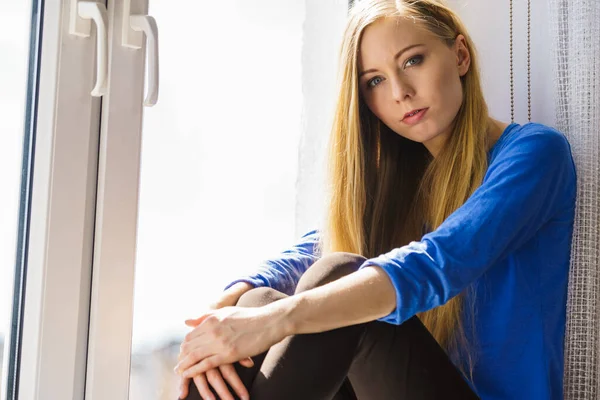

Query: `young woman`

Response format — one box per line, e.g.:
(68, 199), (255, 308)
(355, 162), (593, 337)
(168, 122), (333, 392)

(175, 0), (577, 399)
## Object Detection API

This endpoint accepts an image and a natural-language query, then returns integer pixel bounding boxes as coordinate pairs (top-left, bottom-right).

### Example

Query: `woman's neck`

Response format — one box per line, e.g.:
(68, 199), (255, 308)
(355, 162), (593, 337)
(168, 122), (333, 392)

(487, 118), (510, 152)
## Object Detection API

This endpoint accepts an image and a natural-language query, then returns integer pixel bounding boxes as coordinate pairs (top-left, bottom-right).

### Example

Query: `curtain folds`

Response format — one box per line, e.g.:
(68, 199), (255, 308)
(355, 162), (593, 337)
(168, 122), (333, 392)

(549, 0), (600, 397)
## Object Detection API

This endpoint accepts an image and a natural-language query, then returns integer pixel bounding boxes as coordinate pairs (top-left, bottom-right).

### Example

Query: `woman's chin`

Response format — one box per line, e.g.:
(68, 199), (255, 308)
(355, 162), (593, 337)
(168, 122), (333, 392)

(397, 125), (438, 144)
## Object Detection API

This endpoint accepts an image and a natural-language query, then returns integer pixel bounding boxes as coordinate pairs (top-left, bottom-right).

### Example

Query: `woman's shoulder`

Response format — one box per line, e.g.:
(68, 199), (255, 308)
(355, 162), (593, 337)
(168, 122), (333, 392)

(493, 122), (573, 162)
(515, 122), (568, 139)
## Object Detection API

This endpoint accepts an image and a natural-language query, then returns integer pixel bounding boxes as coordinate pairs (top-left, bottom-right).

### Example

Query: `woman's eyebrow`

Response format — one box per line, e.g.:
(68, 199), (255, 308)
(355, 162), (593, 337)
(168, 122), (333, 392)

(359, 43), (425, 77)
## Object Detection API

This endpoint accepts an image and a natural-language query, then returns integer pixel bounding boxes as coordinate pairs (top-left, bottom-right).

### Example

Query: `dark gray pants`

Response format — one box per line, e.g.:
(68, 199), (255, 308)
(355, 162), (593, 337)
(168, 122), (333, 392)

(184, 252), (480, 400)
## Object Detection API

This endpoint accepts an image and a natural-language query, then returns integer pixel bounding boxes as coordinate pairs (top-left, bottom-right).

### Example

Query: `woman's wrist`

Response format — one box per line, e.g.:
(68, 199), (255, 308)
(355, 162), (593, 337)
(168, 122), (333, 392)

(227, 281), (255, 296)
(262, 296), (299, 339)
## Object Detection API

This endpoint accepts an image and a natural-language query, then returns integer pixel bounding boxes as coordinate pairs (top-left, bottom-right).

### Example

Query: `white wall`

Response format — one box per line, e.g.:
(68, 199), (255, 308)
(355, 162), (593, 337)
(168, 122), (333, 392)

(448, 0), (556, 125)
(296, 0), (348, 237)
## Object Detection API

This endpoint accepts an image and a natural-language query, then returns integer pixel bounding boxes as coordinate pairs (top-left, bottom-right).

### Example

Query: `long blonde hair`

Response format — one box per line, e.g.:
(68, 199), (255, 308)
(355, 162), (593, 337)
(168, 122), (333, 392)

(319, 0), (491, 378)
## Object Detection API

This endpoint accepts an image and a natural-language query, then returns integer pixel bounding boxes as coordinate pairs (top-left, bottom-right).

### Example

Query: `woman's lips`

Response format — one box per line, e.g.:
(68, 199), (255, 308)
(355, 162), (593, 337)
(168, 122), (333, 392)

(401, 108), (428, 125)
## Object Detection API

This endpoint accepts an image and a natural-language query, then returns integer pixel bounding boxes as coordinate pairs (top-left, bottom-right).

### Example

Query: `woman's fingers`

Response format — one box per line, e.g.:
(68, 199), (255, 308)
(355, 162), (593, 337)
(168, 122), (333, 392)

(193, 373), (215, 400)
(177, 336), (214, 373)
(179, 376), (191, 399)
(206, 368), (235, 400)
(219, 364), (250, 400)
(239, 357), (254, 368)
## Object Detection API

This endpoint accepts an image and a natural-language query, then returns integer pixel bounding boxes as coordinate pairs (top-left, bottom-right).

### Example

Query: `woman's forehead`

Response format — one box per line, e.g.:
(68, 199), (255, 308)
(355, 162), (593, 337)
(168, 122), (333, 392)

(358, 18), (435, 67)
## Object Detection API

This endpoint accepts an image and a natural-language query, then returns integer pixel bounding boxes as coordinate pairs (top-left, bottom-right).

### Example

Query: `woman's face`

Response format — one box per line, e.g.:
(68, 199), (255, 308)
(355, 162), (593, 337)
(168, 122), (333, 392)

(358, 17), (471, 157)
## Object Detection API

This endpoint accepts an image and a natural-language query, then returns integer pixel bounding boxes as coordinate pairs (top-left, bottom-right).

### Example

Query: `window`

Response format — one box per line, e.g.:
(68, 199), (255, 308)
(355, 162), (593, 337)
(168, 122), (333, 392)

(118, 2), (346, 398)
(2, 0), (103, 397)
(128, 2), (305, 398)
(0, 1), (346, 398)
(0, 0), (32, 394)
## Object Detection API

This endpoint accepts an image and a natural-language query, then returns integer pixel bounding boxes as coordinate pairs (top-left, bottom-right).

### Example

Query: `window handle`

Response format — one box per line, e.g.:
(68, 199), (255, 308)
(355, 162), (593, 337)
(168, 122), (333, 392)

(69, 0), (108, 97)
(122, 0), (160, 107)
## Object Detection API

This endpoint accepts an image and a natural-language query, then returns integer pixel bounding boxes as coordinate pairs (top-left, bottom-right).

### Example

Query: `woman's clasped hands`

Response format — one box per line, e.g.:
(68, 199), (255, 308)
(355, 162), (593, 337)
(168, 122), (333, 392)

(175, 283), (291, 400)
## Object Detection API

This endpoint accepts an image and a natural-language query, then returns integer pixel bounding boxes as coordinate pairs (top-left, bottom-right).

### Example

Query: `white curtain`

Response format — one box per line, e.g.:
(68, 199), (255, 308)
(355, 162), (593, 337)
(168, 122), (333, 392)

(549, 0), (600, 398)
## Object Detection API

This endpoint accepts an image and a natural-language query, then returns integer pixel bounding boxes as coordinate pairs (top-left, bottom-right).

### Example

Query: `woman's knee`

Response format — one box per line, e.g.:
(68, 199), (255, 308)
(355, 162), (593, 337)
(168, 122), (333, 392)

(295, 252), (367, 294)
(236, 287), (288, 308)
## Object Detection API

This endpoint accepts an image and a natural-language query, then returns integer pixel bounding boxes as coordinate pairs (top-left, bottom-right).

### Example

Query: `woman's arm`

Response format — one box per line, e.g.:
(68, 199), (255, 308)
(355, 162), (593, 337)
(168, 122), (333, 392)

(176, 127), (577, 378)
(175, 267), (394, 378)
(360, 127), (576, 326)
(269, 265), (397, 336)
(271, 126), (577, 334)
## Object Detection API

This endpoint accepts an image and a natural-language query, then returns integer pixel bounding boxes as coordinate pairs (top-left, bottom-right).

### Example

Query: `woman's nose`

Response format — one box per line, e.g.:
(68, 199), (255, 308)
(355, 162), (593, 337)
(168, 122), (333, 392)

(391, 77), (414, 102)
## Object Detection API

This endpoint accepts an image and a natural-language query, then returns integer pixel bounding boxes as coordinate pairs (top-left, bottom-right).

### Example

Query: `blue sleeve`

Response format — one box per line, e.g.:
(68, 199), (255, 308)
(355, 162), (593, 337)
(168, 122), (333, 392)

(359, 128), (576, 325)
(223, 229), (321, 295)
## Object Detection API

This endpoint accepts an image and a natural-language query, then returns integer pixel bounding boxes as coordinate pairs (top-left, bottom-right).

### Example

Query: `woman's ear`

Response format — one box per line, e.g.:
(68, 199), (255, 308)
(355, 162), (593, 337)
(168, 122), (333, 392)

(455, 34), (471, 77)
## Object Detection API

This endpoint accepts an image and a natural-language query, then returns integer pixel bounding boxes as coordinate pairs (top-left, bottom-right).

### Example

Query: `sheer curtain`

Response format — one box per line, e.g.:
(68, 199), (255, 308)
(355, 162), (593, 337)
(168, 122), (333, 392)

(550, 0), (600, 398)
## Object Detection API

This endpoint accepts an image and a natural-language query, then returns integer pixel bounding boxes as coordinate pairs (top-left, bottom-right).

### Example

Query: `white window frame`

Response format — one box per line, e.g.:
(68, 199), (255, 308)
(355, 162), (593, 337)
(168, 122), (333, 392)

(83, 0), (148, 397)
(6, 0), (103, 399)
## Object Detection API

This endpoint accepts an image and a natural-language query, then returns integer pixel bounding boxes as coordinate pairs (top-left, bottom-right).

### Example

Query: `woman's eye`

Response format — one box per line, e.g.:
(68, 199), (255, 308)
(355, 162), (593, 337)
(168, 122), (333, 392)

(405, 55), (424, 68)
(367, 76), (384, 88)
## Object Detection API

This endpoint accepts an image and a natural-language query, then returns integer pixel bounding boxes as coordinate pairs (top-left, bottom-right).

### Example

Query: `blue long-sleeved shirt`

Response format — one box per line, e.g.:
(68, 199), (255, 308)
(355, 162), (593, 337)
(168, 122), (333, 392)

(225, 122), (577, 399)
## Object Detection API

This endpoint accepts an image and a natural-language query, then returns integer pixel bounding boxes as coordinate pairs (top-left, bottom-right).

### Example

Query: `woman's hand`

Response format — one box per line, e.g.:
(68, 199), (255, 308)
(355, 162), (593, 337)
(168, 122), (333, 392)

(177, 282), (255, 400)
(177, 347), (254, 400)
(175, 304), (290, 381)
